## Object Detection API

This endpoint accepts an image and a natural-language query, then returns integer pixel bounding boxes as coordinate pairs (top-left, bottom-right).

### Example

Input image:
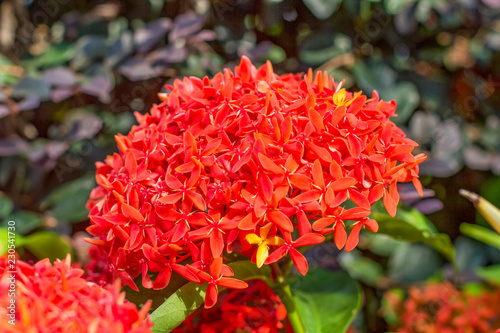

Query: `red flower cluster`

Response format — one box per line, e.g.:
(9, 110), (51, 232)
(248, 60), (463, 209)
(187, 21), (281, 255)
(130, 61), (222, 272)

(386, 282), (500, 333)
(173, 279), (290, 333)
(85, 244), (114, 286)
(0, 255), (152, 333)
(86, 56), (425, 307)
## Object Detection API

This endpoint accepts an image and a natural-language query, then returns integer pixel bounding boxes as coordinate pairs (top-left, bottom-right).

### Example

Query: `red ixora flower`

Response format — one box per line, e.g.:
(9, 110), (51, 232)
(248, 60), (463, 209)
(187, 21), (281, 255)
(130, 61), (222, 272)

(387, 282), (500, 333)
(173, 279), (290, 333)
(0, 254), (152, 333)
(86, 56), (426, 307)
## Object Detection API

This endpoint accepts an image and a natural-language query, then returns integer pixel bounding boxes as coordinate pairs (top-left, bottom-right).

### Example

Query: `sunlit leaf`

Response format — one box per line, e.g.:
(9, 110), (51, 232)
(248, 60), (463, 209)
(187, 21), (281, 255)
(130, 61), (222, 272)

(22, 232), (73, 261)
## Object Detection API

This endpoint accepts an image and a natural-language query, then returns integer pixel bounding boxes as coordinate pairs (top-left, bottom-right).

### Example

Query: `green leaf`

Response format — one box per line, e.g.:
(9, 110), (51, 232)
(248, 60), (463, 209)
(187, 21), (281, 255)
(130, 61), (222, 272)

(290, 268), (362, 333)
(373, 210), (456, 266)
(339, 250), (384, 287)
(389, 81), (420, 125)
(2, 211), (44, 235)
(460, 223), (500, 251)
(125, 271), (191, 311)
(384, 0), (415, 14)
(302, 0), (341, 20)
(0, 195), (14, 219)
(149, 260), (272, 332)
(41, 174), (96, 223)
(150, 283), (207, 333)
(22, 43), (75, 69)
(22, 232), (73, 261)
(388, 243), (442, 283)
(454, 236), (488, 273)
(352, 60), (396, 91)
(476, 265), (500, 286)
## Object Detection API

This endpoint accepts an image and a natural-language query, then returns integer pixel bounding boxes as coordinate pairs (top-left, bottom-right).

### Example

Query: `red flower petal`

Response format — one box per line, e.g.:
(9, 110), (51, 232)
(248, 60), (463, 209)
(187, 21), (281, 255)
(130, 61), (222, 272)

(345, 223), (362, 252)
(334, 223), (347, 250)
(267, 210), (293, 232)
(204, 283), (218, 309)
(290, 248), (308, 275)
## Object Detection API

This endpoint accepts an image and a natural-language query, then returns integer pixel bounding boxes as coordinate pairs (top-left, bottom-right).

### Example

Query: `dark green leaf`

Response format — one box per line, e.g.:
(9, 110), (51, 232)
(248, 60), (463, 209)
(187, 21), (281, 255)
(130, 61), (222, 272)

(41, 174), (95, 224)
(290, 268), (362, 333)
(22, 232), (73, 261)
(388, 243), (442, 282)
(454, 236), (488, 272)
(71, 36), (108, 71)
(389, 81), (420, 125)
(373, 210), (456, 266)
(339, 250), (384, 287)
(22, 43), (75, 68)
(0, 195), (14, 219)
(11, 77), (51, 100)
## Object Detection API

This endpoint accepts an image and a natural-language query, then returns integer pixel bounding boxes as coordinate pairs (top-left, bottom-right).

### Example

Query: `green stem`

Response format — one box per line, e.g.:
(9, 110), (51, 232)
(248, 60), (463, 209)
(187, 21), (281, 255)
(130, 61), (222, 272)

(270, 263), (306, 333)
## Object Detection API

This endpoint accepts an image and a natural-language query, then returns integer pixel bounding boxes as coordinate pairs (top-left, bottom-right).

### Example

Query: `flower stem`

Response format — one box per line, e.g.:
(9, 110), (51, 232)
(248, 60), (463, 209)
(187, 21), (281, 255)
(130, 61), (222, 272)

(270, 263), (306, 333)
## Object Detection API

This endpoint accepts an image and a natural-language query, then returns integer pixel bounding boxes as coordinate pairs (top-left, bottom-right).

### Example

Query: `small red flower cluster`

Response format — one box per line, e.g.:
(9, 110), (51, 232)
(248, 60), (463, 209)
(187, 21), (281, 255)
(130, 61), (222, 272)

(0, 255), (152, 333)
(387, 282), (500, 333)
(85, 244), (114, 286)
(173, 279), (290, 333)
(86, 56), (425, 307)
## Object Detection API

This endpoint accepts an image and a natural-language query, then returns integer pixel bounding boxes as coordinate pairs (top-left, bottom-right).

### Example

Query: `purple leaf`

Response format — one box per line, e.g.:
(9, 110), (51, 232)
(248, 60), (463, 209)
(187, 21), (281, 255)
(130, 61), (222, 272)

(147, 45), (188, 64)
(134, 18), (172, 54)
(187, 30), (217, 43)
(482, 0), (500, 8)
(414, 199), (444, 215)
(0, 90), (5, 102)
(464, 145), (492, 171)
(169, 12), (205, 42)
(42, 67), (77, 86)
(45, 141), (69, 159)
(0, 138), (29, 156)
(0, 105), (9, 119)
(419, 158), (461, 177)
(51, 87), (75, 103)
(17, 95), (41, 111)
(119, 58), (165, 81)
(81, 76), (112, 103)
(238, 41), (273, 61)
(65, 113), (103, 141)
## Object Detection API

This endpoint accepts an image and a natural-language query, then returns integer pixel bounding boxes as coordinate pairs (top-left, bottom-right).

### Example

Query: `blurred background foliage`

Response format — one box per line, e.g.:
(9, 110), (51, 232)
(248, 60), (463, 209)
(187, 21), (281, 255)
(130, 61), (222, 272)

(1, 0), (500, 331)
